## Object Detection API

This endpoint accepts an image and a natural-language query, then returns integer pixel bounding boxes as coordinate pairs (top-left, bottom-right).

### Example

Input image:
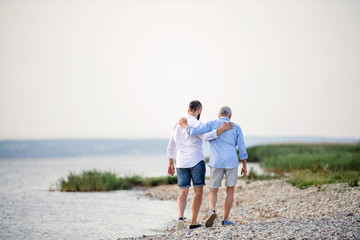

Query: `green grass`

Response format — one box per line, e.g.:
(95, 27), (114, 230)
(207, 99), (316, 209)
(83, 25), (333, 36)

(288, 170), (359, 189)
(247, 143), (360, 171)
(56, 170), (177, 192)
(245, 143), (360, 188)
(56, 143), (359, 191)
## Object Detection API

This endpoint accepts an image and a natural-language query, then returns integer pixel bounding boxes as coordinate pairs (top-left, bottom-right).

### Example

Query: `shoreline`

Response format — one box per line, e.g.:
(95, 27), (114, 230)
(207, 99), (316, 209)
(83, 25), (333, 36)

(121, 179), (360, 239)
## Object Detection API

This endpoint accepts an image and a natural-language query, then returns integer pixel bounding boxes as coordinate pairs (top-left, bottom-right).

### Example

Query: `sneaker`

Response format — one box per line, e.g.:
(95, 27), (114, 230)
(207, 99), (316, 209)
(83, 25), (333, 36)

(177, 217), (185, 230)
(222, 220), (236, 226)
(189, 224), (201, 229)
(205, 210), (217, 228)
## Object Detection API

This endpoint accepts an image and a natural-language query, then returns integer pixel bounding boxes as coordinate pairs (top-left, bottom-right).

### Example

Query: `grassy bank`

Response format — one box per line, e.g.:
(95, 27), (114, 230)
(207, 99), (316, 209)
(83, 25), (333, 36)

(247, 143), (360, 171)
(56, 170), (177, 192)
(288, 170), (359, 188)
(55, 144), (359, 191)
(247, 143), (360, 188)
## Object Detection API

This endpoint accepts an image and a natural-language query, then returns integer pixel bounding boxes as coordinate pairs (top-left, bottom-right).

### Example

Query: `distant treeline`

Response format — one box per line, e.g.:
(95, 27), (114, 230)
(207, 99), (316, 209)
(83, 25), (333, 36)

(0, 139), (169, 158)
(1, 136), (357, 158)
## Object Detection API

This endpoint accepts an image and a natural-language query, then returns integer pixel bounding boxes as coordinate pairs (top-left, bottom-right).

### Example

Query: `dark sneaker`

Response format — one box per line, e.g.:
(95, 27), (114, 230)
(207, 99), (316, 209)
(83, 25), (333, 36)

(189, 224), (202, 229)
(177, 217), (185, 230)
(205, 210), (217, 228)
(222, 220), (236, 226)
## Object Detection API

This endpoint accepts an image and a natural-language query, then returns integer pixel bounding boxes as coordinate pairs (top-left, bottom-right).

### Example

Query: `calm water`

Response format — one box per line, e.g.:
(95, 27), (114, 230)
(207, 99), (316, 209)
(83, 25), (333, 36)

(0, 155), (179, 239)
(0, 155), (262, 239)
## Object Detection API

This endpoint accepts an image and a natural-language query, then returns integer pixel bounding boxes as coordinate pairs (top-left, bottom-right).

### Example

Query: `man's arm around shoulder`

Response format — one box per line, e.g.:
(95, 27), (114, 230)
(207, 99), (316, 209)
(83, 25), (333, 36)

(178, 118), (234, 136)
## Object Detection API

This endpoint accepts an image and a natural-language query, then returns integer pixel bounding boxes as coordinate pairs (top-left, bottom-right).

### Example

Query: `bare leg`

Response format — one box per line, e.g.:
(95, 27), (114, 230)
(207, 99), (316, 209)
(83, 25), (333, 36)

(190, 186), (203, 225)
(209, 188), (219, 211)
(223, 186), (235, 221)
(178, 188), (189, 219)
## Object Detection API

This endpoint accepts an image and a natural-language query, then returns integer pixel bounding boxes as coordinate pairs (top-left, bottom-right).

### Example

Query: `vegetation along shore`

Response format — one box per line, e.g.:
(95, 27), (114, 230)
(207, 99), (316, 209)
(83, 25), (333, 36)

(53, 143), (360, 239)
(53, 170), (177, 192)
(51, 143), (360, 192)
(54, 143), (359, 191)
(247, 143), (359, 188)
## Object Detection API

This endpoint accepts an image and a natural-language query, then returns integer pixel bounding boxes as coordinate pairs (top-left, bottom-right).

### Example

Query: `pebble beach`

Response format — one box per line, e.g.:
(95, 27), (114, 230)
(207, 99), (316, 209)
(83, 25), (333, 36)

(121, 180), (360, 239)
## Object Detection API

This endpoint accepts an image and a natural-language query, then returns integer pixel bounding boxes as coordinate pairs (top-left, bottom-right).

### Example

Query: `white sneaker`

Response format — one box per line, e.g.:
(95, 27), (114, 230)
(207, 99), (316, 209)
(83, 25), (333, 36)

(205, 210), (217, 228)
(177, 218), (185, 230)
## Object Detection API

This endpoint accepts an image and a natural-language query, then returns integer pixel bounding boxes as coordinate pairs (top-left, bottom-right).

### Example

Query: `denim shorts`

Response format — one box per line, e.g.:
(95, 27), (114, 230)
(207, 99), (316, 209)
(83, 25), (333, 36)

(176, 160), (206, 188)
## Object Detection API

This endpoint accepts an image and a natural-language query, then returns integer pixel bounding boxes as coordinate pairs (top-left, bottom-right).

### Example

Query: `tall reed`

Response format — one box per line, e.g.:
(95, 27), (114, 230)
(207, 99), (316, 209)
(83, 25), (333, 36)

(57, 170), (177, 192)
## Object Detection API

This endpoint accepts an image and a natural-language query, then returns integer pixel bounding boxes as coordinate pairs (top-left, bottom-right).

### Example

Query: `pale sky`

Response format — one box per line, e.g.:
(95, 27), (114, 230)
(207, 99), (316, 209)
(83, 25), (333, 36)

(0, 0), (359, 140)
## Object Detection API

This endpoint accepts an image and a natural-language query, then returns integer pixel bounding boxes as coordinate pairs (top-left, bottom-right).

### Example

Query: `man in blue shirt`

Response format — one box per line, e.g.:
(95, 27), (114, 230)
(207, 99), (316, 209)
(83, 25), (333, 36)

(179, 106), (248, 227)
(168, 100), (233, 230)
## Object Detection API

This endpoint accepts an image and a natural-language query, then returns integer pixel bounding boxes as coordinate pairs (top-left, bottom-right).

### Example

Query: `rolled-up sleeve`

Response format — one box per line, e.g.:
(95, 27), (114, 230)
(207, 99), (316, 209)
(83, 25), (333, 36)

(237, 126), (248, 160)
(167, 135), (176, 159)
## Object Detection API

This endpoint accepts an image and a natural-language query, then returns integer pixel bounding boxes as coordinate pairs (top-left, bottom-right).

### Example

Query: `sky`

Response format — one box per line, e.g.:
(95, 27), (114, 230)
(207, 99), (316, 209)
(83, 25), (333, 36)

(0, 0), (359, 140)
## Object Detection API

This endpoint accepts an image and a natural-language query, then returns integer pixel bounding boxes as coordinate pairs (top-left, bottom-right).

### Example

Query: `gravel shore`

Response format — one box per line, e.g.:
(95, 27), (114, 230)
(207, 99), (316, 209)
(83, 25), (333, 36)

(120, 180), (360, 239)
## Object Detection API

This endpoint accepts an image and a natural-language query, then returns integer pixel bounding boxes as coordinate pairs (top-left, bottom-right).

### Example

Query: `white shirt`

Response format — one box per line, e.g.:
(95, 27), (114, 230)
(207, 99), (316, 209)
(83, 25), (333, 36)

(167, 115), (218, 168)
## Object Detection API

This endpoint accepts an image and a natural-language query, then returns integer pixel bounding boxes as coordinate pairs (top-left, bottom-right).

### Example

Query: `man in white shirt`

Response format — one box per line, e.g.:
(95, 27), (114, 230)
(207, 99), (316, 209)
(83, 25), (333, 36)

(167, 100), (233, 230)
(178, 106), (248, 227)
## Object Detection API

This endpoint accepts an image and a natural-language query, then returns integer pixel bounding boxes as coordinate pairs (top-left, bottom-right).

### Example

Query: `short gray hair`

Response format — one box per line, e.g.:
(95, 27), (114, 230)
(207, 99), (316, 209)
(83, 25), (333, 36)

(219, 106), (232, 117)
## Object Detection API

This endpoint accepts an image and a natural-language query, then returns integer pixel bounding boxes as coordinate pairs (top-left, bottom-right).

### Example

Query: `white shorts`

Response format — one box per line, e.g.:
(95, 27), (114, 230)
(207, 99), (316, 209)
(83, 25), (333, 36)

(209, 166), (238, 188)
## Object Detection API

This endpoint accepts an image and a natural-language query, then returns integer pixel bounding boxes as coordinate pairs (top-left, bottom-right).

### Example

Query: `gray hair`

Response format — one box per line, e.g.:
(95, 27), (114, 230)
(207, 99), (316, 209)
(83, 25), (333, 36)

(219, 106), (232, 117)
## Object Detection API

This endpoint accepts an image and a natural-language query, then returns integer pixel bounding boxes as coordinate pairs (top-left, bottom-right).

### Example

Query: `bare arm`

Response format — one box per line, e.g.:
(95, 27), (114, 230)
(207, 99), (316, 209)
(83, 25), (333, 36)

(237, 126), (248, 178)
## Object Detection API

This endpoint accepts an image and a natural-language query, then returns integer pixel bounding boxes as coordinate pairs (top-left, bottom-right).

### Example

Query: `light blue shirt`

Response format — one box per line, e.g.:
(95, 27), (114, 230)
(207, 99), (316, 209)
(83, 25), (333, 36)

(186, 117), (248, 169)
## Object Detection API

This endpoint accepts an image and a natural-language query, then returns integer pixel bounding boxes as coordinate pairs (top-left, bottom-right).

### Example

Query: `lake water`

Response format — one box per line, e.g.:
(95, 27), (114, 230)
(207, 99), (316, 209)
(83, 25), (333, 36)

(0, 155), (261, 239)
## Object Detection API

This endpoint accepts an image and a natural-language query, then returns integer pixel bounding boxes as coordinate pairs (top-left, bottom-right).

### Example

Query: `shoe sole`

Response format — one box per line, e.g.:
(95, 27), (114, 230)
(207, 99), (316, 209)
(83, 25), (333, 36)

(177, 221), (185, 230)
(189, 224), (202, 229)
(205, 212), (217, 228)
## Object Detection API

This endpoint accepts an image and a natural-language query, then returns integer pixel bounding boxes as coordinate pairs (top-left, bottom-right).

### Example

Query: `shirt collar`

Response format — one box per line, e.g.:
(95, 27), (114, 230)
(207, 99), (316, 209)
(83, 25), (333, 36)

(187, 114), (197, 120)
(220, 117), (230, 121)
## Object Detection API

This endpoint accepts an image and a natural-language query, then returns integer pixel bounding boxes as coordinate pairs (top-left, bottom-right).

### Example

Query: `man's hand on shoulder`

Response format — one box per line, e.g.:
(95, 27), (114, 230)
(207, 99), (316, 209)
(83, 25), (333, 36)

(221, 122), (234, 131)
(216, 122), (234, 136)
(178, 117), (188, 129)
